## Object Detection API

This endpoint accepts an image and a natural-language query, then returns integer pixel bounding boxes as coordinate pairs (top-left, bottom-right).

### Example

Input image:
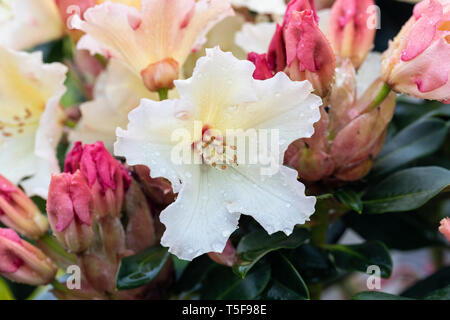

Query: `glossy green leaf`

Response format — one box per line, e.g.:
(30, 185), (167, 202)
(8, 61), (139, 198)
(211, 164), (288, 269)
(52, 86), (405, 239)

(401, 266), (450, 299)
(425, 285), (450, 300)
(201, 263), (271, 300)
(233, 228), (310, 278)
(373, 119), (449, 176)
(285, 244), (338, 284)
(325, 241), (392, 278)
(174, 255), (215, 294)
(116, 246), (170, 290)
(265, 253), (309, 300)
(352, 291), (413, 300)
(0, 277), (14, 300)
(335, 189), (363, 214)
(363, 166), (450, 214)
(343, 211), (444, 250)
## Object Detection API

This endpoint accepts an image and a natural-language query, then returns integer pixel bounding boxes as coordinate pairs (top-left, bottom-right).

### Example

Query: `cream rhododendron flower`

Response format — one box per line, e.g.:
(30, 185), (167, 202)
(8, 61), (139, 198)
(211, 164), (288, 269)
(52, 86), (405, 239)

(0, 0), (64, 50)
(115, 48), (321, 260)
(235, 22), (277, 54)
(231, 0), (287, 15)
(70, 59), (157, 151)
(72, 0), (234, 91)
(0, 46), (67, 198)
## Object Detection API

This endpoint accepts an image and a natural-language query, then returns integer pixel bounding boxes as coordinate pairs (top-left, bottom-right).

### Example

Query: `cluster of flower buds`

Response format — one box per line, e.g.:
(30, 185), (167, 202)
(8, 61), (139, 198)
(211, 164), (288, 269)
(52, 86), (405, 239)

(382, 0), (450, 103)
(440, 218), (450, 242)
(44, 141), (167, 299)
(249, 0), (394, 183)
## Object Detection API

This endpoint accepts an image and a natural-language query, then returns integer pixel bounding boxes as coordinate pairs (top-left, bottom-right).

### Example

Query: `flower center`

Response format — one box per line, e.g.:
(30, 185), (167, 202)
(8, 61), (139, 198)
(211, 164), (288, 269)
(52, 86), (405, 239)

(193, 126), (239, 171)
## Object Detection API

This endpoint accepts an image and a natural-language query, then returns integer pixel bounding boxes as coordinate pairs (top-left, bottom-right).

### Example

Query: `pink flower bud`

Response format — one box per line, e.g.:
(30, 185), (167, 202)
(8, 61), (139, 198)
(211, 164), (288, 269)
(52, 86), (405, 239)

(439, 218), (450, 241)
(208, 240), (237, 267)
(47, 171), (94, 253)
(268, 24), (287, 73)
(65, 141), (131, 218)
(284, 10), (336, 97)
(328, 0), (376, 69)
(0, 228), (56, 285)
(248, 53), (274, 80)
(382, 0), (450, 103)
(140, 58), (179, 92)
(0, 175), (48, 239)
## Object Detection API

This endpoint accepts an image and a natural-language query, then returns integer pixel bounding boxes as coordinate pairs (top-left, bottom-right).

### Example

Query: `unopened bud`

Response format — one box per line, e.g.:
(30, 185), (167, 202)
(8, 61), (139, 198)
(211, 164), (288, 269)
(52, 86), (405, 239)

(284, 10), (336, 97)
(248, 52), (274, 80)
(47, 171), (94, 253)
(0, 228), (56, 285)
(328, 0), (377, 69)
(0, 175), (48, 239)
(381, 0), (450, 103)
(141, 58), (179, 92)
(65, 141), (131, 218)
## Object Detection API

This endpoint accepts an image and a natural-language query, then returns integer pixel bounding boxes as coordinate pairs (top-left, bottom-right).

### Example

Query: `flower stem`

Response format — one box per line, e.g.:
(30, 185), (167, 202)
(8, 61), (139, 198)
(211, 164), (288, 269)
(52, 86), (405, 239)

(158, 88), (169, 101)
(369, 83), (392, 110)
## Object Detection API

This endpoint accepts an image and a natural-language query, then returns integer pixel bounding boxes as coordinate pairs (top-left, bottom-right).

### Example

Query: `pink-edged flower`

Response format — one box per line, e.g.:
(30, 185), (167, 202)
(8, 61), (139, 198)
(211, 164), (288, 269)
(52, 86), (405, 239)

(382, 0), (450, 103)
(328, 0), (377, 69)
(0, 175), (48, 239)
(248, 0), (336, 98)
(64, 141), (131, 218)
(0, 228), (56, 285)
(47, 170), (94, 253)
(440, 218), (450, 241)
(71, 0), (234, 91)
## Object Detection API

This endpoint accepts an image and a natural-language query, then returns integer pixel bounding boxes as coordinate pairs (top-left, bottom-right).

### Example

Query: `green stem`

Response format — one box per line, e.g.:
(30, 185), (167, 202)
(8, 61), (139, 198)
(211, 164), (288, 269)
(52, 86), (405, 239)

(369, 83), (392, 111)
(158, 88), (169, 101)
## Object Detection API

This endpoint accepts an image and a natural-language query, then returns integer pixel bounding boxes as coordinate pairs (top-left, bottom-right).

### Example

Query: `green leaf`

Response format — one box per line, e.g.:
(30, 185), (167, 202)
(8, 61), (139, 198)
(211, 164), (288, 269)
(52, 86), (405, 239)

(233, 228), (310, 278)
(116, 246), (170, 290)
(0, 277), (14, 300)
(401, 266), (450, 299)
(343, 211), (444, 250)
(174, 255), (215, 294)
(265, 253), (309, 300)
(285, 244), (338, 284)
(363, 166), (450, 214)
(325, 241), (392, 278)
(352, 291), (413, 300)
(373, 119), (449, 176)
(201, 263), (271, 300)
(425, 285), (450, 300)
(335, 189), (363, 214)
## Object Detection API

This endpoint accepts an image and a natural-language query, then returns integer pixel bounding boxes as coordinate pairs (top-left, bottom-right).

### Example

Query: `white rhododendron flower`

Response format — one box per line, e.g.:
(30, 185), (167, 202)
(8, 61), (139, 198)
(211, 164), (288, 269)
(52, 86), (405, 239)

(70, 59), (158, 151)
(0, 0), (63, 50)
(0, 46), (67, 198)
(235, 22), (277, 54)
(231, 0), (287, 15)
(72, 0), (233, 90)
(115, 47), (321, 260)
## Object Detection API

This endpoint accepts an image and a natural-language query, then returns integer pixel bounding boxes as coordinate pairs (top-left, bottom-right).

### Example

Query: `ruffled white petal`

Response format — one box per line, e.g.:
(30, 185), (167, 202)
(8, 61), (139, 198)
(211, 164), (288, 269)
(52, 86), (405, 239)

(230, 0), (286, 15)
(160, 165), (240, 260)
(356, 52), (382, 98)
(175, 47), (257, 127)
(225, 165), (316, 235)
(114, 98), (191, 193)
(235, 22), (276, 54)
(70, 59), (157, 151)
(0, 0), (63, 50)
